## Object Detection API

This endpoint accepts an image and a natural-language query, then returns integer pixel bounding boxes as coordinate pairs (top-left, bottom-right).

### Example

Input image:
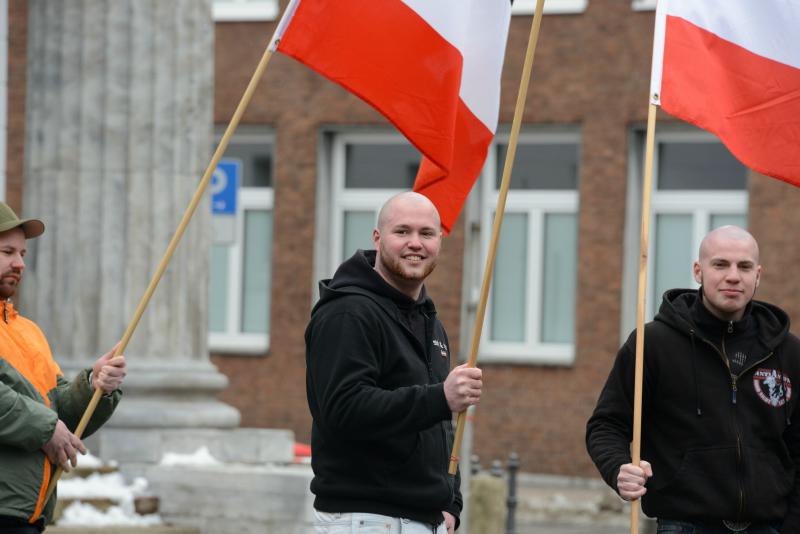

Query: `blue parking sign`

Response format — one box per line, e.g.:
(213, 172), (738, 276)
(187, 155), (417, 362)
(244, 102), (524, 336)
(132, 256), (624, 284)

(211, 159), (241, 215)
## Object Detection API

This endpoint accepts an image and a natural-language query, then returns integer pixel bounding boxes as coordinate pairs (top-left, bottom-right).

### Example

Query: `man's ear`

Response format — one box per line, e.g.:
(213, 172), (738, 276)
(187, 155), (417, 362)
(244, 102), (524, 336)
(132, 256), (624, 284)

(693, 261), (702, 285)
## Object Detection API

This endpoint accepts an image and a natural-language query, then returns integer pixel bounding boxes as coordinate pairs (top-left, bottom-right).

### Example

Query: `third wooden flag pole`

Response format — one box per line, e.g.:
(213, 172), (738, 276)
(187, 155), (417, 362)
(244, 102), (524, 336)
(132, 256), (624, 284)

(449, 0), (547, 475)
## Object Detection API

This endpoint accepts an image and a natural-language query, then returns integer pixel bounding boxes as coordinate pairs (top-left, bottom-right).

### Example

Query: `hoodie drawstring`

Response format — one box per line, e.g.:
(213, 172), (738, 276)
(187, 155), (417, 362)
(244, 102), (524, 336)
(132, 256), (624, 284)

(690, 330), (702, 417)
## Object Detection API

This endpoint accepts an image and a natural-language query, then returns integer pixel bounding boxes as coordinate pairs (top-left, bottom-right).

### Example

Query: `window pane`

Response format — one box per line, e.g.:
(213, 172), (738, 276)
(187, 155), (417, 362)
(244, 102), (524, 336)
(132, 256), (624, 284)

(209, 245), (230, 333)
(217, 142), (273, 187)
(241, 210), (272, 334)
(541, 214), (577, 343)
(711, 213), (747, 230)
(496, 143), (579, 190)
(657, 142), (747, 190)
(490, 213), (528, 342)
(653, 214), (693, 315)
(345, 144), (420, 189)
(343, 211), (376, 260)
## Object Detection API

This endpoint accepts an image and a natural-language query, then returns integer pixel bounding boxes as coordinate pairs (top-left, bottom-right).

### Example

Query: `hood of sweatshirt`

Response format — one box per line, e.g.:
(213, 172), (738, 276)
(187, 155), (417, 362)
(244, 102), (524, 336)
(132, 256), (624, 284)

(654, 288), (789, 352)
(313, 249), (436, 319)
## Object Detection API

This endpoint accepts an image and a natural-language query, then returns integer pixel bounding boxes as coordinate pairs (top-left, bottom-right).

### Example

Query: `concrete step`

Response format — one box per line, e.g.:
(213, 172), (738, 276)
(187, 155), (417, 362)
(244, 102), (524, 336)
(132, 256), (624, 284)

(54, 495), (160, 523)
(46, 527), (198, 534)
(509, 473), (656, 533)
(515, 523), (654, 534)
(53, 463), (162, 528)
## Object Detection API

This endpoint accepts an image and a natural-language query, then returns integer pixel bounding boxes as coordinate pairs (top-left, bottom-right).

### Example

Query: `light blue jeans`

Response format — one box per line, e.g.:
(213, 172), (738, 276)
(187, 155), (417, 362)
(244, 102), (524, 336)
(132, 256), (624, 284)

(656, 519), (780, 534)
(313, 511), (447, 534)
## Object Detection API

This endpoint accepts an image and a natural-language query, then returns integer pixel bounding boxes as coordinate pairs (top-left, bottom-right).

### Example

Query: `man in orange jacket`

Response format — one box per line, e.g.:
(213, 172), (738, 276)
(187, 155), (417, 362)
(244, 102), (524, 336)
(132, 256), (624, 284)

(0, 202), (127, 533)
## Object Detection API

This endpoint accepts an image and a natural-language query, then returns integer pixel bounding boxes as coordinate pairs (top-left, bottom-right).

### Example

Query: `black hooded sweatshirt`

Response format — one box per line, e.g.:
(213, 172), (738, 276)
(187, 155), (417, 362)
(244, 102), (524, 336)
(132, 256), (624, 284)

(305, 250), (461, 527)
(587, 289), (800, 532)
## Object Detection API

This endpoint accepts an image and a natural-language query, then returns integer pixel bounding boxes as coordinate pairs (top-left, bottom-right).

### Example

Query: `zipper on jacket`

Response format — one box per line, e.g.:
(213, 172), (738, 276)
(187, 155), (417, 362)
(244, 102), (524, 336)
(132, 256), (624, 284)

(730, 389), (745, 520)
(3, 301), (7, 323)
(738, 486), (744, 521)
(697, 332), (775, 521)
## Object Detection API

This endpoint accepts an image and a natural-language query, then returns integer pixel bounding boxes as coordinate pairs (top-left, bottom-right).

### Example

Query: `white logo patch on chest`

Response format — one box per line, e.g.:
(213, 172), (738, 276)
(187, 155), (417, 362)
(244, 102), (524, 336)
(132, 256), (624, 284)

(432, 339), (448, 358)
(753, 368), (792, 408)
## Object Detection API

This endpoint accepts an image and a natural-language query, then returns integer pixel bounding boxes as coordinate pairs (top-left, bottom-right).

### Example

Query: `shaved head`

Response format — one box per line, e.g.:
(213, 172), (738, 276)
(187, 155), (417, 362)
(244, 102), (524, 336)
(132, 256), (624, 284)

(373, 191), (442, 299)
(698, 225), (759, 263)
(377, 192), (441, 234)
(693, 225), (761, 321)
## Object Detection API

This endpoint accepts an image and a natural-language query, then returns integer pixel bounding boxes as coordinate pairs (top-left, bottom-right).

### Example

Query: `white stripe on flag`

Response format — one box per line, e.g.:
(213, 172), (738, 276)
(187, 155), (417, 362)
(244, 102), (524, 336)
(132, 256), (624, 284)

(649, 0), (669, 105)
(664, 0), (800, 69)
(402, 0), (511, 131)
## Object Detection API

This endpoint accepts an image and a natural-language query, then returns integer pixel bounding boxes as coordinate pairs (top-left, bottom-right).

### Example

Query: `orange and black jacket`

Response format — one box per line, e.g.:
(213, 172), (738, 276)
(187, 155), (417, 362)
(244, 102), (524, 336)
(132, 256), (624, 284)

(0, 301), (120, 527)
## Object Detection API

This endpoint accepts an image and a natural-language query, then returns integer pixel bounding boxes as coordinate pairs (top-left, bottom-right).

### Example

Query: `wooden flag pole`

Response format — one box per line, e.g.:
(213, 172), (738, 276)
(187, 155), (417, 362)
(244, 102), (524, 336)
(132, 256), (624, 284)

(629, 102), (658, 534)
(448, 0), (546, 475)
(43, 45), (276, 505)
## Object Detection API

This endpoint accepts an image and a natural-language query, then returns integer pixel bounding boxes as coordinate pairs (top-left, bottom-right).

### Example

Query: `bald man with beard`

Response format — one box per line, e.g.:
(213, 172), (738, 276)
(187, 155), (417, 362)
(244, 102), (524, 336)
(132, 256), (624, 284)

(305, 192), (481, 533)
(587, 226), (800, 534)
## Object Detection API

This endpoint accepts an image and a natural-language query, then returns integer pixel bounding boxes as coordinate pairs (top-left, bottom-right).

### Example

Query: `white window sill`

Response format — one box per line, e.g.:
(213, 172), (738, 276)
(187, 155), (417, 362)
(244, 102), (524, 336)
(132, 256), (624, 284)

(512, 0), (587, 15)
(631, 0), (657, 11)
(213, 1), (278, 21)
(478, 343), (575, 366)
(209, 333), (269, 355)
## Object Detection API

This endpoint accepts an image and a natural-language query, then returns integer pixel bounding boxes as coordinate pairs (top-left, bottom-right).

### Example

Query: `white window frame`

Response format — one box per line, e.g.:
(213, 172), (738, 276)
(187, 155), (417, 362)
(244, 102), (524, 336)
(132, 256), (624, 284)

(327, 132), (408, 272)
(621, 128), (748, 338)
(477, 130), (580, 366)
(513, 0), (588, 15)
(631, 0), (657, 11)
(213, 0), (278, 21)
(208, 129), (274, 355)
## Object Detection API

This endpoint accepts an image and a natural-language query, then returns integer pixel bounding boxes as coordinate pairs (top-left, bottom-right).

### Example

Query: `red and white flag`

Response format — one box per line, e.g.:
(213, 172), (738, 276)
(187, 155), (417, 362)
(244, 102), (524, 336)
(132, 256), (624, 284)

(650, 0), (800, 185)
(270, 0), (512, 233)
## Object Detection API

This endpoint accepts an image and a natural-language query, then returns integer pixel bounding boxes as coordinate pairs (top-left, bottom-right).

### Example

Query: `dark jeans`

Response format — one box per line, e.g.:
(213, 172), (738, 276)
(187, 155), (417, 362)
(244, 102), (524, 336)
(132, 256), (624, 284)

(0, 516), (43, 534)
(657, 519), (781, 534)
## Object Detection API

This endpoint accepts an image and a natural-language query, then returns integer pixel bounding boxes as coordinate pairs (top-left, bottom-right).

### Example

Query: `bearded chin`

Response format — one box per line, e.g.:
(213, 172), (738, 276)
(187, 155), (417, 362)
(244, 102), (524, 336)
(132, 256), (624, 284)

(0, 281), (16, 300)
(380, 254), (437, 281)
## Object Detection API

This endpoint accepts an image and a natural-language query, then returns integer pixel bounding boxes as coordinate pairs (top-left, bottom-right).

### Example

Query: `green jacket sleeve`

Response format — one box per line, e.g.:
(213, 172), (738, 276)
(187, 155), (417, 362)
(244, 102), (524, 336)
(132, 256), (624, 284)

(52, 370), (122, 438)
(0, 380), (58, 451)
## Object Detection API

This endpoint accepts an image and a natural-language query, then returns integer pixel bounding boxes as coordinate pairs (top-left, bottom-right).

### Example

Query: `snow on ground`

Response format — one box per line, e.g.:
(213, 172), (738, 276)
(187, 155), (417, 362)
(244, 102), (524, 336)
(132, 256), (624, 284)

(160, 445), (221, 466)
(59, 501), (162, 527)
(59, 472), (148, 501)
(57, 470), (162, 526)
(74, 451), (118, 469)
(74, 452), (103, 469)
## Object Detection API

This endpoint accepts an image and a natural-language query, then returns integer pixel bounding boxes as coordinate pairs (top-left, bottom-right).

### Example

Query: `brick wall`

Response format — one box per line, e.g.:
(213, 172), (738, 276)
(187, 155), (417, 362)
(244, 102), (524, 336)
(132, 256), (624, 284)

(749, 174), (800, 324)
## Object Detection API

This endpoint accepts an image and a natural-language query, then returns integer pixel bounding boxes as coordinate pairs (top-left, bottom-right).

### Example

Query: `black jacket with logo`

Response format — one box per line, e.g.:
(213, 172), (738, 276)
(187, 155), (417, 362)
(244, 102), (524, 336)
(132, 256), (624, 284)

(587, 289), (800, 532)
(305, 250), (461, 527)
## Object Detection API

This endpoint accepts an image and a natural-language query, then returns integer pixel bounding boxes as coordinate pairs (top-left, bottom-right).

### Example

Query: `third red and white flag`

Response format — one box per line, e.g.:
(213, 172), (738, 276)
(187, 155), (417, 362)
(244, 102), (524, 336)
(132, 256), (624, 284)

(650, 0), (800, 185)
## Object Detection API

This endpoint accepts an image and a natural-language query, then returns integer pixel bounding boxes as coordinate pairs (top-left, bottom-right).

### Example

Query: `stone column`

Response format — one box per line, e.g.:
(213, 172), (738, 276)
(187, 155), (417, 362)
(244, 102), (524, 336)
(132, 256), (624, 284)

(22, 0), (239, 434)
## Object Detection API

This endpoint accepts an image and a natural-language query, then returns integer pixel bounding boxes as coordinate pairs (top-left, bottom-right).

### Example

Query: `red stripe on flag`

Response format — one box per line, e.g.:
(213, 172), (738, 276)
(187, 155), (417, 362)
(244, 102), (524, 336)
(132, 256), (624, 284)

(277, 0), (497, 233)
(414, 99), (494, 233)
(661, 16), (800, 185)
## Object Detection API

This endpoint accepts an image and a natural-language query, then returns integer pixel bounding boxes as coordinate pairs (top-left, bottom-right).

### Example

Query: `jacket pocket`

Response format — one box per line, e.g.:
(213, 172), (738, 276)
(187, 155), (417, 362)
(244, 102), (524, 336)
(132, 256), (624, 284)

(647, 446), (739, 519)
(742, 445), (794, 517)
